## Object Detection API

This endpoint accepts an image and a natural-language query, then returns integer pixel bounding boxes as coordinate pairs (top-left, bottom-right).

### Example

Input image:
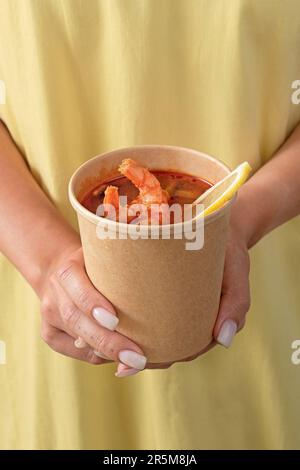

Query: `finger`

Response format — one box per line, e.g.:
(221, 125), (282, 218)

(212, 240), (250, 349)
(41, 295), (84, 341)
(42, 293), (107, 353)
(74, 337), (88, 349)
(53, 258), (119, 331)
(54, 283), (147, 369)
(213, 274), (250, 348)
(115, 363), (140, 378)
(93, 350), (110, 360)
(40, 322), (112, 365)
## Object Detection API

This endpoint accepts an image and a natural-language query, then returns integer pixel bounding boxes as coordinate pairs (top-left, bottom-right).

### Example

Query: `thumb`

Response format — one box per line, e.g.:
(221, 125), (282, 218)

(213, 284), (250, 349)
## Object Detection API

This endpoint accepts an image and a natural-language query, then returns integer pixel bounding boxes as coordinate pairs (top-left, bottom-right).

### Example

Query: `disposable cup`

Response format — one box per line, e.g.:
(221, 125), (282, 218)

(69, 145), (233, 364)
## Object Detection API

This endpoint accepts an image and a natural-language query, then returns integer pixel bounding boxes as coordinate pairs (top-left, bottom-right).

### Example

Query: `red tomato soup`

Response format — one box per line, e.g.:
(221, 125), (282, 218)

(80, 170), (212, 223)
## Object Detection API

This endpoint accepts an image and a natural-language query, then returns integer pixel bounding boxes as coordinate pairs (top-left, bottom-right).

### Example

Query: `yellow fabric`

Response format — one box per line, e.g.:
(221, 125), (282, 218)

(0, 0), (300, 450)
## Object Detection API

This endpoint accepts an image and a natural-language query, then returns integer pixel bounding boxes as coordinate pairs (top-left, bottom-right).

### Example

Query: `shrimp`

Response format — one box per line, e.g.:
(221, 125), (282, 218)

(103, 185), (120, 221)
(118, 159), (169, 205)
(103, 185), (119, 209)
(102, 160), (170, 224)
(103, 184), (141, 223)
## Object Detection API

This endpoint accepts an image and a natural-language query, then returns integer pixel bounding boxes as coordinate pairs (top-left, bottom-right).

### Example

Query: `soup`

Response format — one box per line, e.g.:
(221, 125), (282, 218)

(81, 169), (212, 223)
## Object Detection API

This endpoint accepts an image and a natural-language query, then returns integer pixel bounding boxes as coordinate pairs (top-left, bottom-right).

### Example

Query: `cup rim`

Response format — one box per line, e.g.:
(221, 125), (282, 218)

(68, 144), (235, 231)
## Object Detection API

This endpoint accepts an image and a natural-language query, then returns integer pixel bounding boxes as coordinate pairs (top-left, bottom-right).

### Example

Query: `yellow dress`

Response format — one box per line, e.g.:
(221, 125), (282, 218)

(0, 0), (300, 450)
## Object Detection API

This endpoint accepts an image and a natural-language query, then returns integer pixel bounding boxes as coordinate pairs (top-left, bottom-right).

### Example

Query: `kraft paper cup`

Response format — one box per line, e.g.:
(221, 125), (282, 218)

(69, 145), (234, 364)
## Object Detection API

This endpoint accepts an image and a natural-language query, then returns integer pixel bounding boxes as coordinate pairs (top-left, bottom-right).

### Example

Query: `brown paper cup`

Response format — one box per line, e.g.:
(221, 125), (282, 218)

(69, 145), (233, 364)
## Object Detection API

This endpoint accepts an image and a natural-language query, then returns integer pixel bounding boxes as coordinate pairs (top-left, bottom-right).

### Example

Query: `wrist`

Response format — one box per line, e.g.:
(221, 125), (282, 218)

(230, 180), (277, 249)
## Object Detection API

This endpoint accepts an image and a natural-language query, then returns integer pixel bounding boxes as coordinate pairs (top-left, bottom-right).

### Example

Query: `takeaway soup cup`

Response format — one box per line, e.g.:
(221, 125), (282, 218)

(69, 145), (233, 364)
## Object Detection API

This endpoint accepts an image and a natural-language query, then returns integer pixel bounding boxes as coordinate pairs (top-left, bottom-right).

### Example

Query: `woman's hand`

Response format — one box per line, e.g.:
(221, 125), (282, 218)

(211, 122), (300, 350)
(39, 242), (147, 376)
(213, 223), (251, 348)
(0, 122), (148, 377)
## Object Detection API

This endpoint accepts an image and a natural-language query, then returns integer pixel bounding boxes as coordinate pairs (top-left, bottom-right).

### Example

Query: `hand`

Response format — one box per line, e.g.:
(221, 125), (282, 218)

(39, 242), (147, 377)
(213, 223), (251, 348)
(39, 241), (219, 376)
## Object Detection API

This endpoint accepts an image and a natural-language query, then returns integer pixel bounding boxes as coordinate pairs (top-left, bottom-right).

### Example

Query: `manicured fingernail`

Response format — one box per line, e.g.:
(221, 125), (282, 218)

(217, 319), (237, 348)
(115, 368), (140, 378)
(93, 350), (110, 360)
(119, 350), (147, 370)
(74, 337), (87, 348)
(92, 307), (119, 331)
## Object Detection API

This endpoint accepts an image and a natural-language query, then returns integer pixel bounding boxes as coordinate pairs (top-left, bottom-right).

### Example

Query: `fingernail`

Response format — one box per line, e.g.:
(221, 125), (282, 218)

(119, 350), (147, 370)
(74, 337), (87, 348)
(92, 307), (119, 331)
(115, 368), (140, 378)
(93, 350), (110, 360)
(217, 319), (237, 348)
